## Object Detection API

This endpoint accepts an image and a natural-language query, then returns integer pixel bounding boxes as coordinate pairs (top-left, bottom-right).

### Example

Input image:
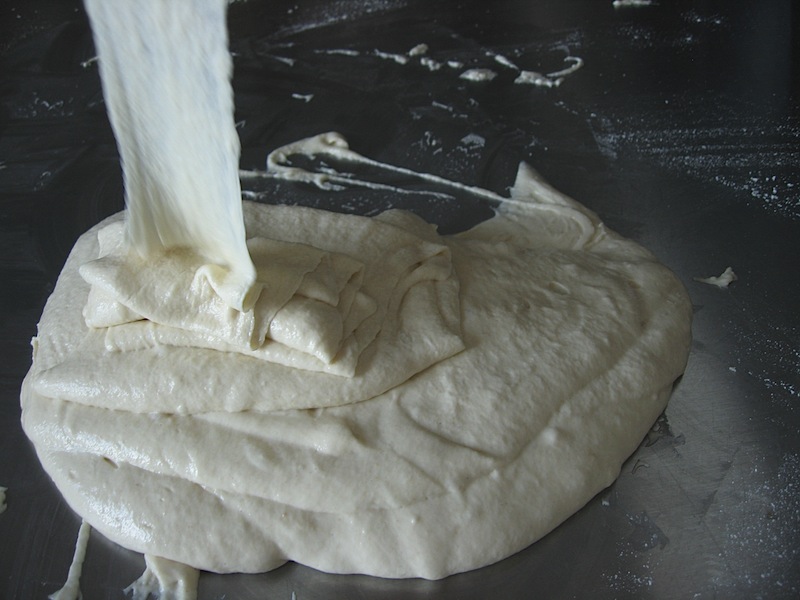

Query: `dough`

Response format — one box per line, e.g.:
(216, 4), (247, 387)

(31, 201), (464, 412)
(21, 155), (692, 580)
(81, 0), (257, 311)
(20, 0), (692, 586)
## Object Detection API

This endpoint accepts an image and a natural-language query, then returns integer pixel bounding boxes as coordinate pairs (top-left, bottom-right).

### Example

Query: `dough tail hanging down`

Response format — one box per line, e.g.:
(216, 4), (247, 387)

(83, 0), (257, 311)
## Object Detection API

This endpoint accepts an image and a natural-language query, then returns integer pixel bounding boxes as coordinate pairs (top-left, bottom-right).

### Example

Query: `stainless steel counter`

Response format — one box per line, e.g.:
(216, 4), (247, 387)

(1, 1), (798, 598)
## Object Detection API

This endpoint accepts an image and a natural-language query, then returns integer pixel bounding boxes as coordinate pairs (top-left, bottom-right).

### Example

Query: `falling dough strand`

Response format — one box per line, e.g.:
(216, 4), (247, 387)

(83, 0), (257, 311)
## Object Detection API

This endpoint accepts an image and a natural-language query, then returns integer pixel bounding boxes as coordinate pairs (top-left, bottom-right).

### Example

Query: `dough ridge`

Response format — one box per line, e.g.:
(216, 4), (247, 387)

(22, 173), (692, 579)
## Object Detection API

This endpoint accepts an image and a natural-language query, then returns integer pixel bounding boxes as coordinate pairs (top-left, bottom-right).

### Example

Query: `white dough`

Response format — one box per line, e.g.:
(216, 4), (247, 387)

(21, 0), (692, 587)
(124, 555), (200, 600)
(83, 0), (257, 311)
(694, 266), (737, 288)
(31, 204), (464, 412)
(21, 159), (692, 580)
(48, 520), (91, 600)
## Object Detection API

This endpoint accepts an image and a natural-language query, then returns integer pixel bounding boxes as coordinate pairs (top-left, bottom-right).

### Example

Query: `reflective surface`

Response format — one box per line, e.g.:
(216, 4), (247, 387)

(1, 1), (799, 598)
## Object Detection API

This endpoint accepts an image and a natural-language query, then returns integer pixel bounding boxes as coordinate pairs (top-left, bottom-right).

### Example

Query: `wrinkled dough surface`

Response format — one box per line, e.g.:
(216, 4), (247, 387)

(32, 204), (464, 410)
(22, 191), (692, 579)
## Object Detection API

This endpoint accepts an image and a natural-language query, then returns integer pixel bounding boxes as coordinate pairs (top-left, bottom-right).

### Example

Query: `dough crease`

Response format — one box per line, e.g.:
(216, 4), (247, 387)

(22, 162), (692, 579)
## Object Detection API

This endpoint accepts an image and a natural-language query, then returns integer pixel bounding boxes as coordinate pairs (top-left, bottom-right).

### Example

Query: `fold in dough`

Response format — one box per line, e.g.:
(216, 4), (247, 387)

(32, 204), (465, 411)
(81, 221), (374, 368)
(21, 166), (693, 578)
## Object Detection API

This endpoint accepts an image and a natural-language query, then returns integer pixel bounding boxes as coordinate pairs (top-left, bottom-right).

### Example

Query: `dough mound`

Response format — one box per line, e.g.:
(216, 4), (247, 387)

(21, 165), (691, 580)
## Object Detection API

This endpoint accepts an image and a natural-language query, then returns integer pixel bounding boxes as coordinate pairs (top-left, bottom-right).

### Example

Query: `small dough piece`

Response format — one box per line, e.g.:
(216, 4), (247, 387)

(694, 266), (737, 288)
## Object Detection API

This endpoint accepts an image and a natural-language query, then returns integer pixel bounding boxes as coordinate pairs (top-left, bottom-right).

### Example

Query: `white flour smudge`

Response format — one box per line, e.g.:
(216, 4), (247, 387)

(713, 453), (800, 594)
(459, 68), (497, 82)
(590, 113), (800, 220)
(613, 0), (655, 7)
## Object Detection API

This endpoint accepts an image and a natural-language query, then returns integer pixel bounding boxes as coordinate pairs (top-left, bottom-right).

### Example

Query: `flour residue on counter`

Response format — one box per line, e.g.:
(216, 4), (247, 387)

(728, 310), (800, 410)
(711, 452), (800, 595)
(613, 0), (655, 8)
(459, 68), (497, 82)
(268, 36), (584, 90)
(590, 110), (800, 221)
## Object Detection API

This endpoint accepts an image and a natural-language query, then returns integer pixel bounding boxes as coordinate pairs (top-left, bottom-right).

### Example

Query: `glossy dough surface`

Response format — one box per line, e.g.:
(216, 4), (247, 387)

(21, 167), (691, 580)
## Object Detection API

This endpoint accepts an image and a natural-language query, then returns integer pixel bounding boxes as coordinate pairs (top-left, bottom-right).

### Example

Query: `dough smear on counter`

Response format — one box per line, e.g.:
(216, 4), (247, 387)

(20, 0), (693, 590)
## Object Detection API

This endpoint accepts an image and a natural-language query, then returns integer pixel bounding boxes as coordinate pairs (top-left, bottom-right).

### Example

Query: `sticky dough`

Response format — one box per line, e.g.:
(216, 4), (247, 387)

(80, 0), (257, 311)
(21, 156), (692, 579)
(20, 0), (691, 584)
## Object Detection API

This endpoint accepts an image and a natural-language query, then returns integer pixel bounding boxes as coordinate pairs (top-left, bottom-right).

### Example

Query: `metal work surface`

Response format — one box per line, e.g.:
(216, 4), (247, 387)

(1, 1), (798, 598)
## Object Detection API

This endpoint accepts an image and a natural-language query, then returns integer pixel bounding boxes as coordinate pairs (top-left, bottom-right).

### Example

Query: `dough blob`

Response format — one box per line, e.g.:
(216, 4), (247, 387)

(22, 152), (692, 580)
(20, 0), (692, 585)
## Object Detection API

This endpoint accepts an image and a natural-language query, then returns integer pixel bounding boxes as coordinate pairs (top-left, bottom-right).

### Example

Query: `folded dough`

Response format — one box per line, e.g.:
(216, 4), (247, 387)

(22, 164), (692, 580)
(32, 204), (464, 411)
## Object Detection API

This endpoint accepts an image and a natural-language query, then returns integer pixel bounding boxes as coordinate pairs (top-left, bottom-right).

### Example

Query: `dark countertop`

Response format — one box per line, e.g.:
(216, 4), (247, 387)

(1, 1), (798, 598)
